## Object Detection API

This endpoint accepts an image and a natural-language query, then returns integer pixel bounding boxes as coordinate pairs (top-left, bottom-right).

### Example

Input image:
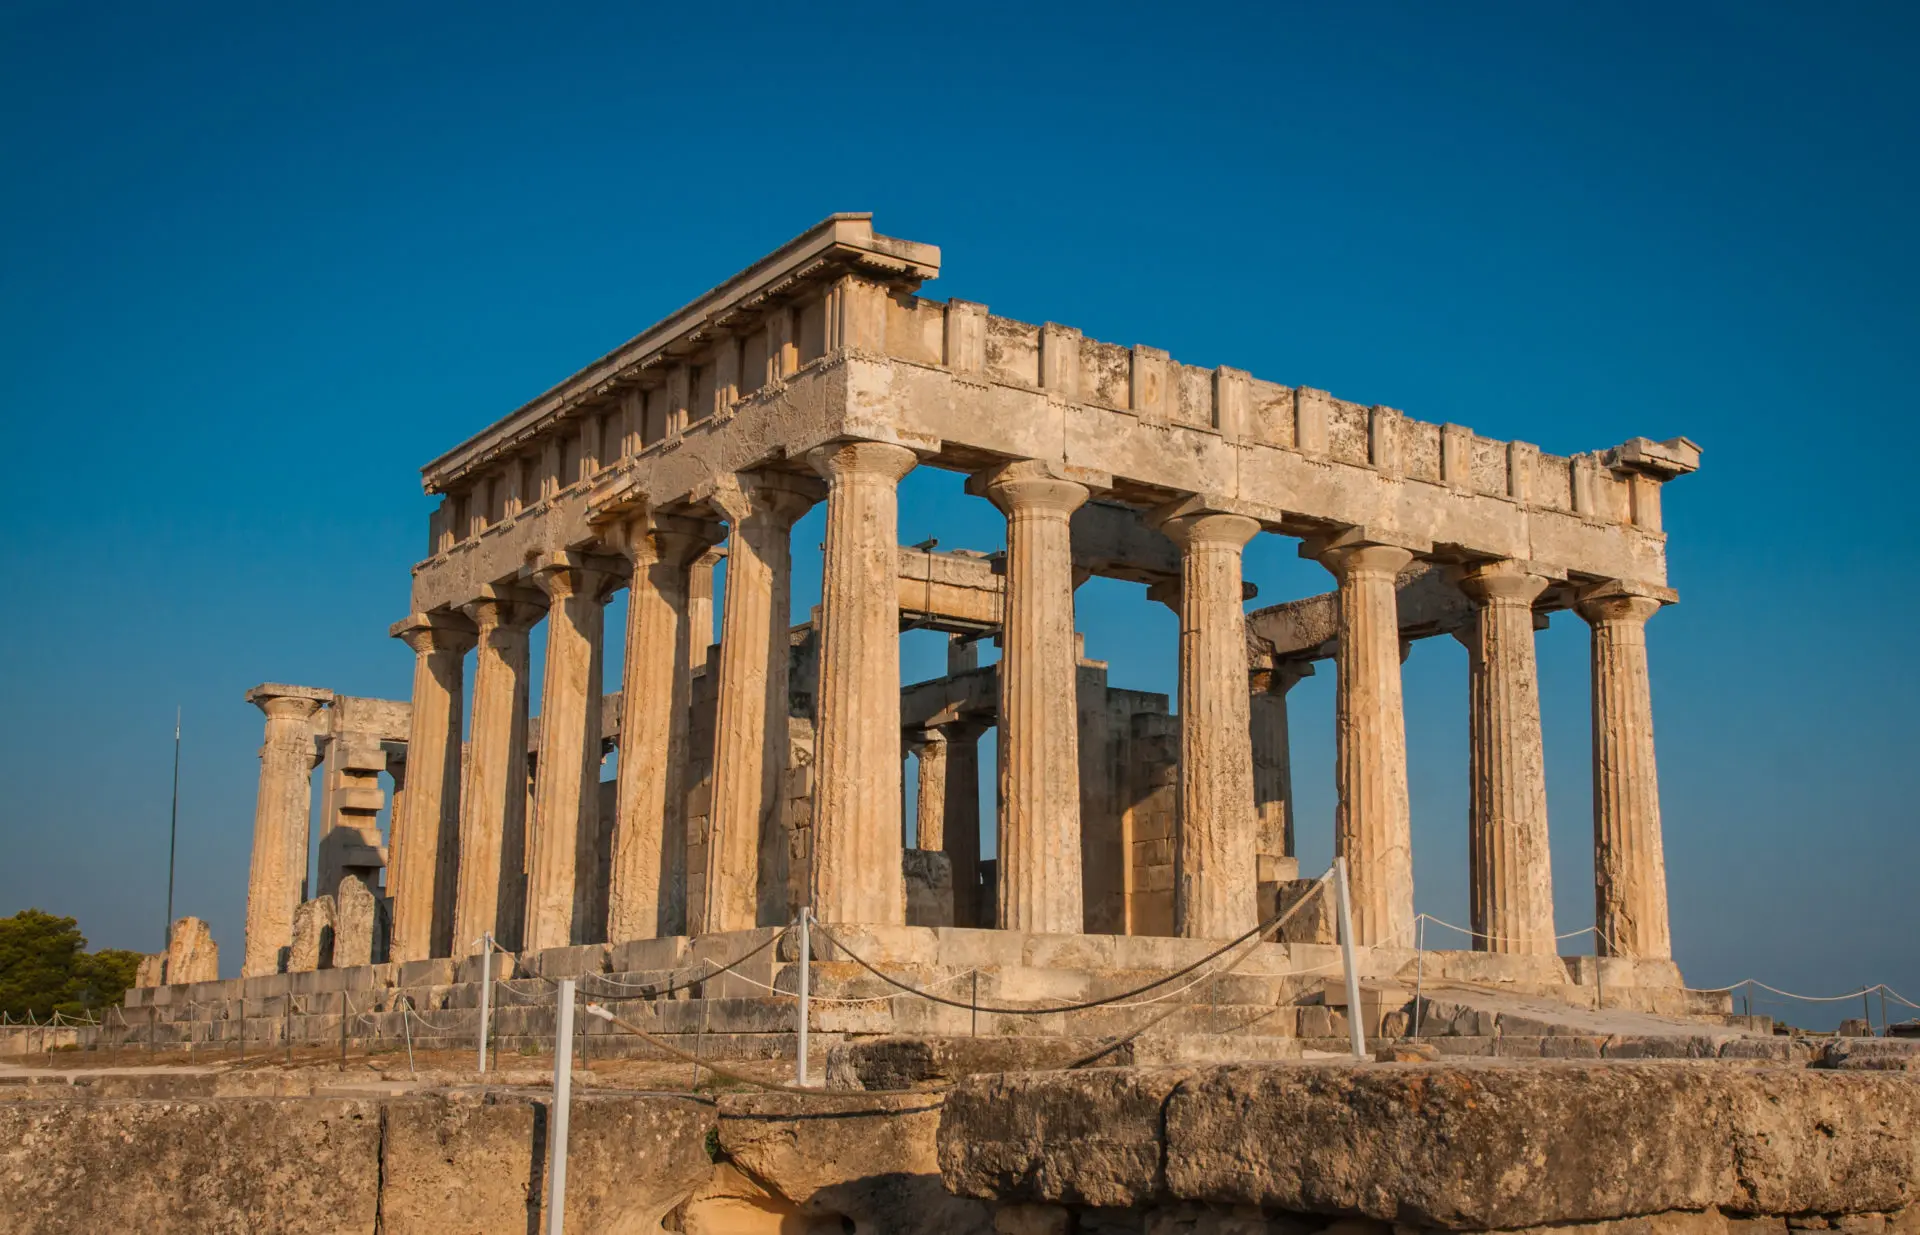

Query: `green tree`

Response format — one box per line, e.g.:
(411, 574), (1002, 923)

(0, 909), (142, 1021)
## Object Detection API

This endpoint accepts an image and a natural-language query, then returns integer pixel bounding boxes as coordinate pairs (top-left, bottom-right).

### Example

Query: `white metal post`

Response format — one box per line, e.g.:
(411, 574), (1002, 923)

(1333, 858), (1368, 1061)
(477, 933), (492, 1074)
(796, 908), (812, 1087)
(546, 979), (575, 1235)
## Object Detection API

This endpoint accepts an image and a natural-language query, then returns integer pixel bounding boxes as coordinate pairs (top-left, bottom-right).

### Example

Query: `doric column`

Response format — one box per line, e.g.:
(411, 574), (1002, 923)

(524, 554), (618, 954)
(977, 461), (1090, 935)
(1309, 536), (1416, 946)
(911, 728), (949, 851)
(1157, 507), (1262, 939)
(242, 689), (325, 976)
(1249, 660), (1312, 880)
(688, 545), (722, 673)
(1577, 583), (1673, 960)
(806, 440), (917, 925)
(703, 473), (821, 933)
(608, 514), (723, 943)
(388, 613), (475, 963)
(941, 720), (986, 927)
(452, 591), (537, 955)
(1457, 561), (1557, 955)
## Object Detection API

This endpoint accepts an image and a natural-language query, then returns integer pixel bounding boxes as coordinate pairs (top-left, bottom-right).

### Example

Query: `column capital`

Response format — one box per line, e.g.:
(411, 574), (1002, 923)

(905, 725), (950, 754)
(708, 469), (826, 529)
(1148, 499), (1261, 551)
(1250, 658), (1315, 696)
(806, 439), (917, 485)
(462, 584), (544, 634)
(1303, 529), (1419, 580)
(390, 611), (478, 656)
(1453, 559), (1561, 607)
(1575, 579), (1676, 626)
(616, 510), (726, 569)
(528, 551), (623, 603)
(968, 459), (1092, 519)
(245, 683), (332, 717)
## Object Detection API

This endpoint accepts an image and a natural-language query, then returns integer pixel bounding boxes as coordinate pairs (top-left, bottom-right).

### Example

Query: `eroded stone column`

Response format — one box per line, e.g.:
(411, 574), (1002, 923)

(704, 473), (821, 933)
(980, 461), (1089, 935)
(1159, 509), (1261, 939)
(1250, 660), (1312, 882)
(242, 689), (325, 976)
(1457, 561), (1556, 956)
(942, 720), (985, 927)
(688, 545), (722, 673)
(388, 613), (475, 963)
(608, 515), (722, 943)
(807, 440), (916, 925)
(1578, 584), (1673, 961)
(452, 591), (537, 955)
(1310, 537), (1416, 947)
(911, 728), (948, 851)
(525, 554), (617, 954)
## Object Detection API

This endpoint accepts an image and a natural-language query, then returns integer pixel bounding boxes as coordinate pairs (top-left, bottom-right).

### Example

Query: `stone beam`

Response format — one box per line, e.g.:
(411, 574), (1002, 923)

(1246, 560), (1569, 665)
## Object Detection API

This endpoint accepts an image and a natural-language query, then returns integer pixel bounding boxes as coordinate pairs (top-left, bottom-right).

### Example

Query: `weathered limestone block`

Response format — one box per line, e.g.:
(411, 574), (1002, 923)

(906, 848), (956, 928)
(333, 876), (377, 968)
(687, 1092), (993, 1235)
(381, 1092), (712, 1234)
(134, 953), (166, 989)
(939, 1064), (1920, 1227)
(1264, 879), (1336, 946)
(287, 896), (335, 972)
(0, 1098), (382, 1233)
(163, 917), (220, 985)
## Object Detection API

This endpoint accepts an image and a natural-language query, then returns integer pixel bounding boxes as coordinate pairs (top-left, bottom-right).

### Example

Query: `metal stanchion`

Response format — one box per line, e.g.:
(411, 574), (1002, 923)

(796, 909), (811, 1088)
(401, 997), (416, 1075)
(1411, 916), (1426, 1040)
(339, 995), (349, 1071)
(547, 979), (576, 1235)
(1333, 857), (1368, 1061)
(478, 934), (493, 1074)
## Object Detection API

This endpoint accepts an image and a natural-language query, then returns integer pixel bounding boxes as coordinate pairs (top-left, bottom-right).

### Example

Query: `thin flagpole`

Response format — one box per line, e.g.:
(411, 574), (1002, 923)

(165, 706), (181, 949)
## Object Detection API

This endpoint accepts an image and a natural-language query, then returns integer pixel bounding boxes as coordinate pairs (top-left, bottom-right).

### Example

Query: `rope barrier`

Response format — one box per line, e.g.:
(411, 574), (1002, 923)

(812, 873), (1333, 1017)
(1414, 913), (1604, 946)
(1064, 882), (1377, 1069)
(576, 927), (791, 996)
(1690, 978), (1901, 1004)
(581, 1001), (929, 1097)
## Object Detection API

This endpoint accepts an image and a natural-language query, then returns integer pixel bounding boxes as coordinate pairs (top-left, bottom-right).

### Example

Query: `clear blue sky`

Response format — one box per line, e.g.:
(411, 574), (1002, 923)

(3, 2), (1913, 1028)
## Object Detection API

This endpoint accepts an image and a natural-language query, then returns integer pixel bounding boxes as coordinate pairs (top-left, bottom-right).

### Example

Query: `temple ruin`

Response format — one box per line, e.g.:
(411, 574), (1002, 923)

(221, 212), (1698, 1002)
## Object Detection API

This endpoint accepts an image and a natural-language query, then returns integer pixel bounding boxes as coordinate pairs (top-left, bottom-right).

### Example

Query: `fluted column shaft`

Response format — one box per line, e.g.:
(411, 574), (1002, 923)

(807, 441), (917, 925)
(688, 546), (722, 673)
(1579, 590), (1672, 960)
(390, 615), (475, 962)
(452, 596), (536, 955)
(982, 462), (1089, 934)
(942, 722), (985, 927)
(1314, 540), (1416, 946)
(525, 558), (615, 953)
(1459, 562), (1555, 955)
(1157, 512), (1261, 939)
(243, 694), (324, 976)
(704, 476), (819, 932)
(607, 519), (720, 942)
(1250, 661), (1311, 867)
(912, 730), (949, 851)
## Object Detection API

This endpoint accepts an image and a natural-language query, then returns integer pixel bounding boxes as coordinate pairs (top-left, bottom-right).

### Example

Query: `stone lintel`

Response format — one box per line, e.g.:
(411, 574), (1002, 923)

(1605, 435), (1702, 479)
(422, 214), (940, 495)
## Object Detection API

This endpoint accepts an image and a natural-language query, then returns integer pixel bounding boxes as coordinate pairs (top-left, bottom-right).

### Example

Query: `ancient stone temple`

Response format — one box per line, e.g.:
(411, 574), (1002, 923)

(235, 213), (1698, 988)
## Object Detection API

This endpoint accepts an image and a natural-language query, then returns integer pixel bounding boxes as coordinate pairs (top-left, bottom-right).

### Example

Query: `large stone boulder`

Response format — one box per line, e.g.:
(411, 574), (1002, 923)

(939, 1062), (1920, 1228)
(287, 897), (335, 972)
(164, 917), (219, 984)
